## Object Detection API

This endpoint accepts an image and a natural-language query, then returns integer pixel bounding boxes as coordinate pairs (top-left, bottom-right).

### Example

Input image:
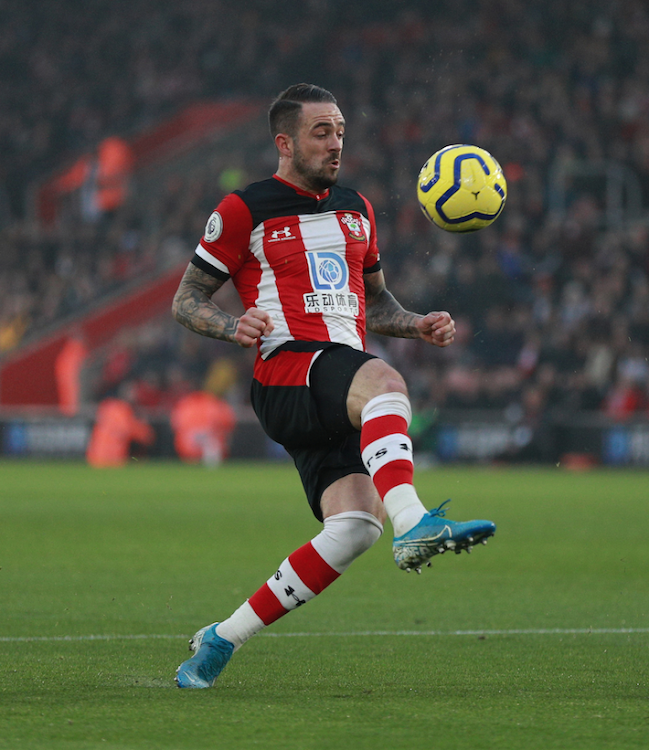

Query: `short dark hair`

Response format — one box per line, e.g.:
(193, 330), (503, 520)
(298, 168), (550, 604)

(268, 83), (337, 138)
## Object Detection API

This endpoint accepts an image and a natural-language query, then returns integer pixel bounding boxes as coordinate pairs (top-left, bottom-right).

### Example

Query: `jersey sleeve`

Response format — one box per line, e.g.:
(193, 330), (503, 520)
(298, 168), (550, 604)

(191, 192), (253, 280)
(359, 193), (381, 274)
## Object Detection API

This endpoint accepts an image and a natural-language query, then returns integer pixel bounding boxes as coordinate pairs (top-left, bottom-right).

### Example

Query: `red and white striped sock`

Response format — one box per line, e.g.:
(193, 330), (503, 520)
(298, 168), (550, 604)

(360, 392), (427, 536)
(215, 512), (382, 649)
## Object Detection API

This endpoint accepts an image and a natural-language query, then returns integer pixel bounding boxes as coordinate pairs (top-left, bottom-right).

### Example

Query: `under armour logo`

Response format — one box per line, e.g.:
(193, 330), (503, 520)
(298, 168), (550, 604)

(269, 226), (294, 241)
(284, 585), (306, 607)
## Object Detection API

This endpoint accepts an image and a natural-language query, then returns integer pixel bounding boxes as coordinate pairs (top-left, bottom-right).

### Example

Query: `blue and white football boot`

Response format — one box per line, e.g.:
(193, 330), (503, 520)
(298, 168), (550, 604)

(393, 499), (496, 573)
(175, 622), (234, 688)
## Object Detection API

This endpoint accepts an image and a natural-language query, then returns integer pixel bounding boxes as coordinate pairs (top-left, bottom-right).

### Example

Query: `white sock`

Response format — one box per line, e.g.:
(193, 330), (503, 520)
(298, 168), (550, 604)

(215, 512), (383, 650)
(360, 393), (427, 536)
(216, 602), (263, 651)
(384, 484), (426, 536)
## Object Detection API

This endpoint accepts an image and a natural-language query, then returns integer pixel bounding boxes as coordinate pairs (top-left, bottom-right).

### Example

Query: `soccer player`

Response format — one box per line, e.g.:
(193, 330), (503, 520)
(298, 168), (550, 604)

(171, 83), (496, 688)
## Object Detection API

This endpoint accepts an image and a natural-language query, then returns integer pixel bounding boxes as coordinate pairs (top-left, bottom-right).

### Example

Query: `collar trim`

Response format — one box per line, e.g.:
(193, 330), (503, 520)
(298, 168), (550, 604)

(273, 174), (330, 200)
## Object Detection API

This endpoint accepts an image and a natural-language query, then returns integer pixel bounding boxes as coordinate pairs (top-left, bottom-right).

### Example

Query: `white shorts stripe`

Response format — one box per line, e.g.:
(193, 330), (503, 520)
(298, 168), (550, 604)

(306, 350), (324, 388)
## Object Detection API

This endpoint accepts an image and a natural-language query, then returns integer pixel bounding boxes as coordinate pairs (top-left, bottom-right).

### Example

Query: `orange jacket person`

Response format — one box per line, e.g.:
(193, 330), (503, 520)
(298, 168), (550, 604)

(55, 334), (88, 416)
(86, 397), (154, 468)
(171, 391), (236, 466)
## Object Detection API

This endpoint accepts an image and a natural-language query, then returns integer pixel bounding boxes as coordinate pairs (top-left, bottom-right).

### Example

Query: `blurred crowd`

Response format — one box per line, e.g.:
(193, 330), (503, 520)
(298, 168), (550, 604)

(2, 0), (649, 421)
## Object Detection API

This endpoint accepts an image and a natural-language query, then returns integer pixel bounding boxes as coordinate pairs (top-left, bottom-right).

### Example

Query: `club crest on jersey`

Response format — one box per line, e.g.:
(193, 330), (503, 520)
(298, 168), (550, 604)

(306, 251), (348, 290)
(204, 211), (223, 242)
(340, 213), (366, 241)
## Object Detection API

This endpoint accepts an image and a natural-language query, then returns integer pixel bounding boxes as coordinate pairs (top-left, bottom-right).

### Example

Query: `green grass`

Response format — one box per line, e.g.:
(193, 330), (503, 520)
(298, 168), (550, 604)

(0, 461), (647, 750)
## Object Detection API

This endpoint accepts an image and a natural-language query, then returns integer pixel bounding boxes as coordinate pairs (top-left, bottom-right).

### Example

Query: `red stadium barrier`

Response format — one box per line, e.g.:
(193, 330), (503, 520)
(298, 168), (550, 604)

(36, 99), (264, 226)
(0, 263), (185, 406)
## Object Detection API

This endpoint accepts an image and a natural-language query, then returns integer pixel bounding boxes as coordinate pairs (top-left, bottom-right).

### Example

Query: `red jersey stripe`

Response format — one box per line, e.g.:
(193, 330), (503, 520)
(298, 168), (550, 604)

(259, 216), (331, 344)
(336, 210), (370, 347)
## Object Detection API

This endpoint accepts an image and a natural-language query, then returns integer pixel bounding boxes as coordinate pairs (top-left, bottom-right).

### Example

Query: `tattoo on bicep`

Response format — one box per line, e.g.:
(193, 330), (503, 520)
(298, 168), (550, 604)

(172, 265), (239, 342)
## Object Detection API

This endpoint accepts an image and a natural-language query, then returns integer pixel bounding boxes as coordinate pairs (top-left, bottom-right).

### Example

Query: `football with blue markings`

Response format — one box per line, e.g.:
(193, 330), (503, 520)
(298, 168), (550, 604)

(417, 145), (507, 232)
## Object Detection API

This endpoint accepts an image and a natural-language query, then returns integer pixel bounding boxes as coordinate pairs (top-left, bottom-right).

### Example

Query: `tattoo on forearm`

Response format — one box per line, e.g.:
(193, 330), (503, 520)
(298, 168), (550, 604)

(172, 265), (239, 342)
(364, 272), (422, 338)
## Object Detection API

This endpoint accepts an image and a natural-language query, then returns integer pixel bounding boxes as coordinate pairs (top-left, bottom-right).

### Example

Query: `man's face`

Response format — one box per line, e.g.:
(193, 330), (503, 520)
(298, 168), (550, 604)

(290, 102), (345, 193)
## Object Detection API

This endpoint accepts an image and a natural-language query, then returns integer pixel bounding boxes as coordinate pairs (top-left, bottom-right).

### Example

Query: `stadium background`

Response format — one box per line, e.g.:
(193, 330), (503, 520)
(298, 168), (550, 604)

(1, 0), (649, 467)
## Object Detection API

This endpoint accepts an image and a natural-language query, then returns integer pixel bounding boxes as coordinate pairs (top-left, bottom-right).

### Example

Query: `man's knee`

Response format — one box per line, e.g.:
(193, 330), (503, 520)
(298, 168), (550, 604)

(361, 358), (407, 394)
(347, 358), (408, 429)
(313, 511), (383, 571)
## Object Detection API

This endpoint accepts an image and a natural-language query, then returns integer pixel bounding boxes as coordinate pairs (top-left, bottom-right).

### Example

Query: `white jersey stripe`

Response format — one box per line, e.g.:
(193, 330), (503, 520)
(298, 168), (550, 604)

(249, 224), (293, 358)
(299, 213), (363, 351)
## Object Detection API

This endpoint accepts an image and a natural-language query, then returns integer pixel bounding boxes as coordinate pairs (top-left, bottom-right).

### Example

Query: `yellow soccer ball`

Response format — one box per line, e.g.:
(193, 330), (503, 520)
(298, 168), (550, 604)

(417, 145), (507, 232)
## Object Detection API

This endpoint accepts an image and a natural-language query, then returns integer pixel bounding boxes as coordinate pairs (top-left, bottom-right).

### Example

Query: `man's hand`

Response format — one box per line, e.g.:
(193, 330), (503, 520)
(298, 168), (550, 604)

(234, 308), (275, 348)
(415, 311), (456, 347)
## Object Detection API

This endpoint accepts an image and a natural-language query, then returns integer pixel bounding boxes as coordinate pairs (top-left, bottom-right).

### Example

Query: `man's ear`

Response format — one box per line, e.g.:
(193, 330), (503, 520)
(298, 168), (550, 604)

(275, 132), (293, 159)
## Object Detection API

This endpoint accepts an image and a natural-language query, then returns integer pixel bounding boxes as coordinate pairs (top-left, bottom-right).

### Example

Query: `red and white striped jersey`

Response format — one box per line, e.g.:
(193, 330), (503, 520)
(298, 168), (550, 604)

(191, 175), (381, 359)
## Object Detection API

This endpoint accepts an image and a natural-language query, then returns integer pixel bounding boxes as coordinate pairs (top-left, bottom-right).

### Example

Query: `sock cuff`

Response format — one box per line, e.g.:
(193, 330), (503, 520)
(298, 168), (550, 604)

(383, 484), (422, 516)
(360, 392), (412, 427)
(216, 604), (263, 651)
(312, 511), (383, 572)
(323, 510), (384, 535)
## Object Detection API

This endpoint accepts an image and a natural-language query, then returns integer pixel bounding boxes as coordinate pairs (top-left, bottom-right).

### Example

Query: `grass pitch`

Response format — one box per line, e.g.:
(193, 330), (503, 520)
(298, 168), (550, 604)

(0, 461), (647, 750)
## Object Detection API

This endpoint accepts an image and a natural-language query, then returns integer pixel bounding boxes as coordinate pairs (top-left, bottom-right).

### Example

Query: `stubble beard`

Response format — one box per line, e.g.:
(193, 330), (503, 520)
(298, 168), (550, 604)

(293, 146), (339, 193)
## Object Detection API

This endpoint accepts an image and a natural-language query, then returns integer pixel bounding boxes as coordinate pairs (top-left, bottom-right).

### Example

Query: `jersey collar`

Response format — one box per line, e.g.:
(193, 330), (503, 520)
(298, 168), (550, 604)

(273, 174), (330, 201)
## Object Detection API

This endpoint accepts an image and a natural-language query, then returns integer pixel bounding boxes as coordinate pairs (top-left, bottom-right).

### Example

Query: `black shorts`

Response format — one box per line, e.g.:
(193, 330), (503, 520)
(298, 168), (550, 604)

(250, 342), (377, 521)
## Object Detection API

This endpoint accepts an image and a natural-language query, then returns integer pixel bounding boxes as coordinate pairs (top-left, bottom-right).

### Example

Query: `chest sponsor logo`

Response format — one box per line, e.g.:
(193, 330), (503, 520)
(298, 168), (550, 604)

(304, 291), (360, 317)
(304, 251), (358, 316)
(306, 251), (348, 290)
(340, 212), (366, 241)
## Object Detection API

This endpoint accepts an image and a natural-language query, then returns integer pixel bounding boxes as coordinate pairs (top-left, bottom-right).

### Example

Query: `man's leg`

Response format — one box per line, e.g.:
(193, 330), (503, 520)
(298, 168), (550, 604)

(347, 358), (427, 533)
(176, 474), (382, 688)
(176, 348), (495, 688)
(347, 358), (496, 571)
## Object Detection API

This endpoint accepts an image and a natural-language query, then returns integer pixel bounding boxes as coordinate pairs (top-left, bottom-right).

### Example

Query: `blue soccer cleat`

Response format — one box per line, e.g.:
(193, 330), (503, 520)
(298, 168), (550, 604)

(175, 622), (234, 688)
(393, 499), (496, 573)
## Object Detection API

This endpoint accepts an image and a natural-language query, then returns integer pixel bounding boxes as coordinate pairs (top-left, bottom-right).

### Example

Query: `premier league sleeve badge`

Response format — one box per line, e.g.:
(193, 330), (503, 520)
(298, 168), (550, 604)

(204, 211), (223, 242)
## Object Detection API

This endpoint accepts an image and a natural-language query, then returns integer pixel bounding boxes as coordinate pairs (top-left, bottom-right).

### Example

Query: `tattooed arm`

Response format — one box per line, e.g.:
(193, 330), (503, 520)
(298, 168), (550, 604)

(172, 263), (274, 348)
(364, 270), (455, 347)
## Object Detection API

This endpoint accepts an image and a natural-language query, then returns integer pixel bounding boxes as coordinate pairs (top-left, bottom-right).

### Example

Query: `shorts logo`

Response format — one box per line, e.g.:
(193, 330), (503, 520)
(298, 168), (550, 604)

(340, 212), (366, 241)
(204, 211), (223, 242)
(306, 251), (348, 290)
